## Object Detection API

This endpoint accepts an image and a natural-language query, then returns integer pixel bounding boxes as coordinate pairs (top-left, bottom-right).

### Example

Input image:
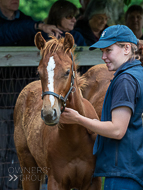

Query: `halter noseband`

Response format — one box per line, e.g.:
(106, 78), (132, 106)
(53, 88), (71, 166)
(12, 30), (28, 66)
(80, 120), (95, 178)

(41, 53), (75, 113)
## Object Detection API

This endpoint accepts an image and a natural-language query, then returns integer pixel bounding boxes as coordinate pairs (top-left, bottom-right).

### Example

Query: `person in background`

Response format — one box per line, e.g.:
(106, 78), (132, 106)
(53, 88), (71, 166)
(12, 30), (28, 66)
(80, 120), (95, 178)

(74, 0), (109, 74)
(60, 25), (143, 190)
(125, 5), (143, 39)
(0, 0), (62, 46)
(125, 5), (143, 65)
(75, 0), (109, 46)
(44, 0), (86, 47)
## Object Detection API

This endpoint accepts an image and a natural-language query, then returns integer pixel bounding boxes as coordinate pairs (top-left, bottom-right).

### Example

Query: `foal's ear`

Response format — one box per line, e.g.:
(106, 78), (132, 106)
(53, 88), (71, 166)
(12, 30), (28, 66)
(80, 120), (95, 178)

(34, 32), (46, 50)
(63, 32), (74, 52)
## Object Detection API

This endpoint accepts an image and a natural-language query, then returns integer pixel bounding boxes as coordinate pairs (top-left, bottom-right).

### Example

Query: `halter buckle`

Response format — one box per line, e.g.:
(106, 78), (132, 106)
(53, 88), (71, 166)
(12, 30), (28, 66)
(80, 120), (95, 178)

(59, 94), (61, 99)
(73, 71), (75, 78)
(71, 86), (76, 93)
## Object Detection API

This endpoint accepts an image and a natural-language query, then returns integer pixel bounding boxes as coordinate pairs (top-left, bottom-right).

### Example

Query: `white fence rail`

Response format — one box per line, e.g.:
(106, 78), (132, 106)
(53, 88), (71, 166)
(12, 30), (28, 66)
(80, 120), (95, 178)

(0, 46), (103, 67)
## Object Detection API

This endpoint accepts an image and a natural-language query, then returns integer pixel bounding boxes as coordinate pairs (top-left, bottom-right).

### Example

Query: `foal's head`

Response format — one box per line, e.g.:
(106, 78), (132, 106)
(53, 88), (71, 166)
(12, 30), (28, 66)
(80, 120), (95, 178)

(35, 32), (75, 126)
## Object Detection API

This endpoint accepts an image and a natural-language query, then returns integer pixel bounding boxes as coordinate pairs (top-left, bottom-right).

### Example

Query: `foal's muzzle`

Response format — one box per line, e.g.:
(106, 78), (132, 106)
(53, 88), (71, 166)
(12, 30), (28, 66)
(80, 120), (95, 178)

(41, 108), (58, 126)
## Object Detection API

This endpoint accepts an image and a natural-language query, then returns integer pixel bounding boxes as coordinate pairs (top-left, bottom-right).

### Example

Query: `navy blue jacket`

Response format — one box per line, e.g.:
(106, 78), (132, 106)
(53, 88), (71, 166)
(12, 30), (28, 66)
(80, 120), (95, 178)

(93, 59), (143, 186)
(0, 10), (48, 46)
(69, 30), (86, 46)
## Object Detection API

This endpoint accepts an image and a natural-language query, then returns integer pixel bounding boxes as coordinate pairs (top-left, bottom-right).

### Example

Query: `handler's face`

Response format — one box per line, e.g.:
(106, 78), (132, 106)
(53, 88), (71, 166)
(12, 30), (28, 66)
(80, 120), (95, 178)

(101, 44), (130, 71)
(0, 0), (19, 11)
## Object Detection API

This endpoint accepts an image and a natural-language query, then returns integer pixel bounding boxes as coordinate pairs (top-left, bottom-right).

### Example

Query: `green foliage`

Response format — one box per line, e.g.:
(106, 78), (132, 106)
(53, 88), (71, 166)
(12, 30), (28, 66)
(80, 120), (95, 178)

(19, 0), (143, 21)
(19, 0), (81, 21)
(102, 177), (105, 190)
(124, 0), (143, 12)
(124, 0), (131, 6)
(68, 0), (81, 8)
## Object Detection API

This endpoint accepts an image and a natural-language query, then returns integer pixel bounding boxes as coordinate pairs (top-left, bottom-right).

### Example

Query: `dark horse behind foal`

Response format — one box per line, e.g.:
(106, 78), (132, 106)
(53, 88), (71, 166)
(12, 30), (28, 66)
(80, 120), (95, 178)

(14, 32), (101, 190)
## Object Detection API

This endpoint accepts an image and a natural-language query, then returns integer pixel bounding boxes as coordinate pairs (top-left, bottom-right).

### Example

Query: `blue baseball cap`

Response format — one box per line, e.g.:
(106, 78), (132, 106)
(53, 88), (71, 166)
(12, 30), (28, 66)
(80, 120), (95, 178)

(89, 25), (138, 50)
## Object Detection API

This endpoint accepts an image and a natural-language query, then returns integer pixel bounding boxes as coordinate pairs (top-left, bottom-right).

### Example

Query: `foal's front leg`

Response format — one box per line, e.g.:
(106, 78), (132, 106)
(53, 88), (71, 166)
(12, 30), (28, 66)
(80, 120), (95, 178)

(48, 176), (70, 190)
(88, 177), (101, 190)
(18, 151), (44, 190)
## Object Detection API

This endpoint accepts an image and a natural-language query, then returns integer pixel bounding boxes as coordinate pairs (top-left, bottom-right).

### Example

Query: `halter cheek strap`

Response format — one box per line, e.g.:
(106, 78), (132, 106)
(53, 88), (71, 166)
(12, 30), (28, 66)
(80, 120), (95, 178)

(41, 53), (75, 113)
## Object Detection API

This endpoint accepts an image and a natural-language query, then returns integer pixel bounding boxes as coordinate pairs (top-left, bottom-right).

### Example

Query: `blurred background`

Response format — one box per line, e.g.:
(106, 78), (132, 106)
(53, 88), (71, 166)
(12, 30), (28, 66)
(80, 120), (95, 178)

(19, 0), (143, 25)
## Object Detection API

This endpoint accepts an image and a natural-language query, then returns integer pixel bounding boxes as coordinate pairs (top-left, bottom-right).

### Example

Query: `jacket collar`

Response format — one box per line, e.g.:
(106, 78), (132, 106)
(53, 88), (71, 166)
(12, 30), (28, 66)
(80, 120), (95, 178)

(0, 9), (20, 20)
(114, 59), (142, 77)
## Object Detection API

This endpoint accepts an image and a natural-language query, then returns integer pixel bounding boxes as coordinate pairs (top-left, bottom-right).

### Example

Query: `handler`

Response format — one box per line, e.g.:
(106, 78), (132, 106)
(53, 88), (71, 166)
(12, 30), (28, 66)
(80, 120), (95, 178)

(60, 25), (143, 190)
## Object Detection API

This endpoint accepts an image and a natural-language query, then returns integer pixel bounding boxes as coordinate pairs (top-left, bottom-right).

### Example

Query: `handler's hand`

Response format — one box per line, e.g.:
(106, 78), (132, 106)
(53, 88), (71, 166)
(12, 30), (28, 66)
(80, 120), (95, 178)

(60, 107), (80, 124)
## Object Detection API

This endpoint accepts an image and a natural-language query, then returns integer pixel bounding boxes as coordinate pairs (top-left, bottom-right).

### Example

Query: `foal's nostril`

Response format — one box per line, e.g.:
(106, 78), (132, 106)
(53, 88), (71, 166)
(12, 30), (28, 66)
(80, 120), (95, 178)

(41, 110), (44, 120)
(53, 109), (57, 119)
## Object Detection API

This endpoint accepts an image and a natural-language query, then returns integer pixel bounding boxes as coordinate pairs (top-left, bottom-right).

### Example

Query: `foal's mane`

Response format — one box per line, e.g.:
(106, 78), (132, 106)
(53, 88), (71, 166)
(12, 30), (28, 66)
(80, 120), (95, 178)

(40, 36), (87, 90)
(40, 36), (70, 58)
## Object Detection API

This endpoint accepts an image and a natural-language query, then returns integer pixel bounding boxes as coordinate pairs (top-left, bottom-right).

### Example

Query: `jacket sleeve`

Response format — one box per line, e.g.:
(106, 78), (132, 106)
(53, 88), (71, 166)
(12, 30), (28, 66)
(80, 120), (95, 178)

(0, 19), (37, 45)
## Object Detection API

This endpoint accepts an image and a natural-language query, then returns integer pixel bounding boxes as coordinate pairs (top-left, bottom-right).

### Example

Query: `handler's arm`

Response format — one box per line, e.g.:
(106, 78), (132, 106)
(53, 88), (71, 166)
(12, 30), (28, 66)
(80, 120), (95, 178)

(61, 106), (131, 140)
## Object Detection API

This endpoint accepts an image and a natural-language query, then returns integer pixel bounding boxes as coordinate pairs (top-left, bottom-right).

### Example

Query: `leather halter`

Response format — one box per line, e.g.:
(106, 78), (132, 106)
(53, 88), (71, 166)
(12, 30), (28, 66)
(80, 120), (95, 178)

(41, 53), (75, 113)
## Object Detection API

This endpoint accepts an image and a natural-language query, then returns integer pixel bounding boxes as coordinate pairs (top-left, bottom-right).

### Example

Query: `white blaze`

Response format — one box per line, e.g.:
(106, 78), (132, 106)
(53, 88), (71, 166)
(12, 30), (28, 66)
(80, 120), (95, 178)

(47, 56), (55, 107)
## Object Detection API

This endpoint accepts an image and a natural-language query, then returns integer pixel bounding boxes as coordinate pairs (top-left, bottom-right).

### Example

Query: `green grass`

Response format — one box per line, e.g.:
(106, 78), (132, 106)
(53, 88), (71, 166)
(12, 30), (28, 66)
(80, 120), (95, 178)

(71, 177), (105, 190)
(102, 177), (105, 190)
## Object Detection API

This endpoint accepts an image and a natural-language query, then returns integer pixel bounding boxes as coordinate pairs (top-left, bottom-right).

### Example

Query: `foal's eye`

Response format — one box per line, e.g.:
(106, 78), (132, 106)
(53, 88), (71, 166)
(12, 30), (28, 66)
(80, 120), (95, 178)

(65, 69), (70, 77)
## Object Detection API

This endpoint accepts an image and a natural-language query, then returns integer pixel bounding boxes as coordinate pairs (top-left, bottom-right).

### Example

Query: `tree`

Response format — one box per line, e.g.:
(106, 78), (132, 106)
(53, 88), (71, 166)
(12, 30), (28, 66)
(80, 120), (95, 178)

(19, 0), (81, 21)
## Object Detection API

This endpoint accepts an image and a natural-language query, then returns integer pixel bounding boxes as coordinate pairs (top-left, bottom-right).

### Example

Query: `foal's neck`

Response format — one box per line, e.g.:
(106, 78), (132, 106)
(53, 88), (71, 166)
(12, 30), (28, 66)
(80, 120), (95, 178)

(67, 86), (85, 115)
